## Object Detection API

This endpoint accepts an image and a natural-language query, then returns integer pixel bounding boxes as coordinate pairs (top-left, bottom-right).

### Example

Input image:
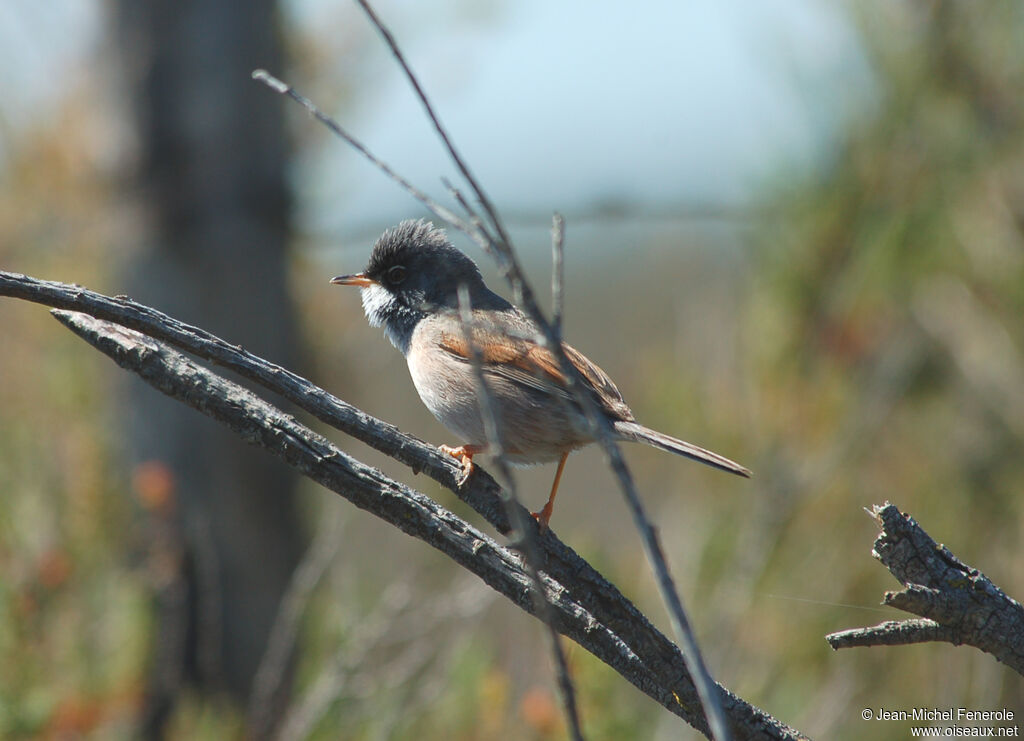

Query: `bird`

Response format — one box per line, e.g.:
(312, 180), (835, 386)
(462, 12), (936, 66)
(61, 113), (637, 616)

(331, 219), (750, 530)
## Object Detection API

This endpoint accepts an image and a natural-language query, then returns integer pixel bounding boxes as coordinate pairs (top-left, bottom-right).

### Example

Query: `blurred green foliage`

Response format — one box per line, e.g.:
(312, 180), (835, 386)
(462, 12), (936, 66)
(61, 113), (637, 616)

(1, 1), (1024, 739)
(743, 1), (1024, 735)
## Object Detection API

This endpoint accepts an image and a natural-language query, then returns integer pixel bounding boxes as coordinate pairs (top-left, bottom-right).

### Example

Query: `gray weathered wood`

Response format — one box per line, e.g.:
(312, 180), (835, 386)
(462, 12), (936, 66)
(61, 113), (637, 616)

(826, 503), (1024, 675)
(0, 270), (807, 739)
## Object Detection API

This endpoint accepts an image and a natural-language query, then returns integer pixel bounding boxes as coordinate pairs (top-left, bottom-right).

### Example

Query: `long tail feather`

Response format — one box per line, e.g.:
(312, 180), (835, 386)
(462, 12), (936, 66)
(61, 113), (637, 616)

(613, 421), (751, 478)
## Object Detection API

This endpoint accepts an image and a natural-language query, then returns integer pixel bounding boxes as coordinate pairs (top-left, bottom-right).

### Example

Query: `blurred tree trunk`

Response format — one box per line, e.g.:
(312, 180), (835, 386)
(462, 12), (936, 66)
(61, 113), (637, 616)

(113, 0), (304, 737)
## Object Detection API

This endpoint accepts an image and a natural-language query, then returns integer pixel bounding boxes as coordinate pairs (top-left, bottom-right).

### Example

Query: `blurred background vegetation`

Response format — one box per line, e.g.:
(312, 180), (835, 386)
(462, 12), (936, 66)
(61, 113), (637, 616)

(1, 1), (1022, 739)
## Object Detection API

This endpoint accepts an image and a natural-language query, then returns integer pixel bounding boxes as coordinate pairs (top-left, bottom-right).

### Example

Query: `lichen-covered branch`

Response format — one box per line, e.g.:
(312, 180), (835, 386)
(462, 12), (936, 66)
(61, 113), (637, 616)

(826, 503), (1024, 675)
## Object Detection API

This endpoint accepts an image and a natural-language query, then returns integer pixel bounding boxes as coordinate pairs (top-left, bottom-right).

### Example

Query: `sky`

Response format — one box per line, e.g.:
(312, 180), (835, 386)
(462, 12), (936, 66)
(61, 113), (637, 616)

(289, 0), (871, 239)
(0, 0), (871, 242)
(0, 1), (100, 150)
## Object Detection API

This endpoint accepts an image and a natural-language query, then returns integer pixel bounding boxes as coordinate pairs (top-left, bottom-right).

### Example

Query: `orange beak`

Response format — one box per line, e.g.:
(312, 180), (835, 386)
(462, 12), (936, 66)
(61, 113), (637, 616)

(330, 273), (375, 287)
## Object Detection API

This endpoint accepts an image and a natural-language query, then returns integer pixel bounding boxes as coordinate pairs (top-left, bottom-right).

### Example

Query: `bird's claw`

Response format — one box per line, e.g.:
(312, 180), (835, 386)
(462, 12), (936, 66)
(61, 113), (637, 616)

(440, 444), (475, 484)
(531, 505), (553, 534)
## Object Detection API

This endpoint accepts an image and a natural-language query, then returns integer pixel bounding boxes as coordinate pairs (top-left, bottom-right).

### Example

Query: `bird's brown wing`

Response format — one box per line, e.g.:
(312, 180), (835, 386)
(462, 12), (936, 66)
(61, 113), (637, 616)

(437, 325), (634, 422)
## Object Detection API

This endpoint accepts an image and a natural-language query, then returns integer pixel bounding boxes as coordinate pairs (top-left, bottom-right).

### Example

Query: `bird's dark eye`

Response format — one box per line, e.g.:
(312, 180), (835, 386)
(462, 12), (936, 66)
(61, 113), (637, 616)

(386, 265), (407, 284)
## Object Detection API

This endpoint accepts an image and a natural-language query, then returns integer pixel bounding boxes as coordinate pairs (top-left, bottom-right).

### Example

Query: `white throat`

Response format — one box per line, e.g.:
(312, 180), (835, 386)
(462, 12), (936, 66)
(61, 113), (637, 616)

(360, 283), (414, 355)
(359, 283), (390, 328)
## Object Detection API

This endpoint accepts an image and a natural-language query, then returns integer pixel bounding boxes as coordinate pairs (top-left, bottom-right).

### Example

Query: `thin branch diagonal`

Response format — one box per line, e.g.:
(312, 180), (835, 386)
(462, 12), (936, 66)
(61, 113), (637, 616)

(251, 70), (471, 236)
(313, 8), (735, 731)
(455, 286), (584, 741)
(441, 177), (498, 248)
(248, 509), (345, 736)
(550, 212), (566, 335)
(825, 503), (1024, 675)
(352, 0), (513, 249)
(253, 44), (734, 741)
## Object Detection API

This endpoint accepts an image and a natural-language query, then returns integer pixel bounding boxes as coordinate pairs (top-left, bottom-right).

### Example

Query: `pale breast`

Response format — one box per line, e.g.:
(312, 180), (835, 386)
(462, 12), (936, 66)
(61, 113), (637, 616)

(407, 319), (487, 445)
(405, 316), (597, 464)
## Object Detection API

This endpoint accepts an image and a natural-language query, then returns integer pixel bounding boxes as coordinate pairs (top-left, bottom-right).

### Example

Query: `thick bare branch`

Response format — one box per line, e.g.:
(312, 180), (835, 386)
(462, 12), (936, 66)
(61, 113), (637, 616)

(0, 274), (804, 738)
(826, 503), (1024, 675)
(50, 309), (657, 707)
(0, 269), (506, 529)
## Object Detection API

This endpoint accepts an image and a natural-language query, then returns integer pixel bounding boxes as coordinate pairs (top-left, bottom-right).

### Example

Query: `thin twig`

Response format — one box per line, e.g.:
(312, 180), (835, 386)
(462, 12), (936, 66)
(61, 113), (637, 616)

(270, 10), (734, 734)
(352, 0), (514, 250)
(251, 60), (731, 735)
(254, 62), (733, 741)
(278, 583), (415, 741)
(251, 70), (471, 237)
(298, 8), (735, 733)
(248, 508), (345, 737)
(251, 69), (503, 280)
(451, 206), (739, 740)
(441, 176), (498, 248)
(550, 212), (566, 335)
(455, 286), (585, 741)
(190, 511), (225, 691)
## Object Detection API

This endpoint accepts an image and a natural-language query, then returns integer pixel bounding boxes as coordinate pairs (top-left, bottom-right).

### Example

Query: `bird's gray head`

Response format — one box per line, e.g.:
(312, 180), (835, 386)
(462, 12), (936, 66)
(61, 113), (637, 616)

(331, 219), (509, 353)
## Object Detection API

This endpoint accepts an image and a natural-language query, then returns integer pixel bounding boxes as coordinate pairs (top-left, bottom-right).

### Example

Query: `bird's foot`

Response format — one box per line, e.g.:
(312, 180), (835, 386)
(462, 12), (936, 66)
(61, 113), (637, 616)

(440, 444), (479, 484)
(530, 451), (567, 534)
(531, 504), (553, 534)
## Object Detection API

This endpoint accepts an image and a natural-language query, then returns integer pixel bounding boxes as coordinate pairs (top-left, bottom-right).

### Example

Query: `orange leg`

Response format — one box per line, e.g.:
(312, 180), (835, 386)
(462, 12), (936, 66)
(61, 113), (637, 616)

(440, 444), (484, 483)
(533, 452), (570, 532)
